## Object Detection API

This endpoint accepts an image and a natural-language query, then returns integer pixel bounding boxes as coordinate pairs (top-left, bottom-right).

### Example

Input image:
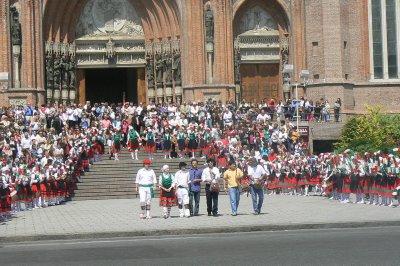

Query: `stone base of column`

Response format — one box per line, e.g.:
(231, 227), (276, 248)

(0, 87), (45, 106)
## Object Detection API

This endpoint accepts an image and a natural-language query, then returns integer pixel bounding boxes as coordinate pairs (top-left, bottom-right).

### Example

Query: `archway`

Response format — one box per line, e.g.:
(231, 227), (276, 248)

(233, 0), (289, 103)
(74, 0), (145, 104)
(42, 0), (181, 105)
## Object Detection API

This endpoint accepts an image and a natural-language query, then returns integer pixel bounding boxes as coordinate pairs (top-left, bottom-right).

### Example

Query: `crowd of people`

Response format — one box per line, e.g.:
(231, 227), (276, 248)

(0, 99), (397, 222)
(135, 149), (400, 219)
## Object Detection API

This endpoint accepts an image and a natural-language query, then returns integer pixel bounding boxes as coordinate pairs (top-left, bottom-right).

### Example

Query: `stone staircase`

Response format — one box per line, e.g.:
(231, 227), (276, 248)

(72, 150), (206, 201)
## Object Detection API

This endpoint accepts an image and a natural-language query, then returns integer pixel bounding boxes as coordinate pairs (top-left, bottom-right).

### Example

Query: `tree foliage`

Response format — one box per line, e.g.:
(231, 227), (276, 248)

(335, 106), (400, 153)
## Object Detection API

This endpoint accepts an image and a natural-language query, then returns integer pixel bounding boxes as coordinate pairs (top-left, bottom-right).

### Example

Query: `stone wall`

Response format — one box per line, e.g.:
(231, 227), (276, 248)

(0, 0), (398, 110)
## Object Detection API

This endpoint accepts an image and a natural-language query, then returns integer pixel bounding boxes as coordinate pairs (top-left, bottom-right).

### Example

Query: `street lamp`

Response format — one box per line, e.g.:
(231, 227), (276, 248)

(282, 65), (310, 130)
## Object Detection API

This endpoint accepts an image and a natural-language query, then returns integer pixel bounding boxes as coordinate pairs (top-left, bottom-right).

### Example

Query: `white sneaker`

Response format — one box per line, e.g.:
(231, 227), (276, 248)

(146, 215), (151, 219)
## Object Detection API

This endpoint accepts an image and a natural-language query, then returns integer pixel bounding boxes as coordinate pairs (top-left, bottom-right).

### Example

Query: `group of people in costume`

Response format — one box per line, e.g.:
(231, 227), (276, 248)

(0, 103), (110, 219)
(1, 99), (398, 221)
(135, 147), (400, 219)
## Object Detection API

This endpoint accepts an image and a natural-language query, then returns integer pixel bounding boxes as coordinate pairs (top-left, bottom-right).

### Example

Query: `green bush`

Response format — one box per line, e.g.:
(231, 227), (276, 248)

(335, 106), (400, 153)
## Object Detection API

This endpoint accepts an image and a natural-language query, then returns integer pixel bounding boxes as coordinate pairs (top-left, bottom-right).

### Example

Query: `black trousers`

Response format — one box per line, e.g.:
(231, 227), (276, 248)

(189, 190), (201, 216)
(205, 184), (219, 215)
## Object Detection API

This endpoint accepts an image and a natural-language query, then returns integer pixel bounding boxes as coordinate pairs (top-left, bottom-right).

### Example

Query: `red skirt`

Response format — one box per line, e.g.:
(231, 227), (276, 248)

(145, 143), (156, 153)
(31, 183), (40, 194)
(308, 176), (321, 186)
(0, 191), (11, 213)
(202, 144), (211, 156)
(217, 156), (228, 168)
(266, 178), (279, 190)
(342, 177), (351, 194)
(287, 176), (297, 189)
(159, 189), (177, 207)
(112, 143), (121, 153)
(129, 139), (140, 151)
(40, 183), (47, 197)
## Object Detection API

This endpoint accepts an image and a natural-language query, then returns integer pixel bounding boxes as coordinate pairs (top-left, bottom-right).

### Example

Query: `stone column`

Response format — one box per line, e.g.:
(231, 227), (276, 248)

(12, 45), (21, 88)
(0, 0), (11, 90)
(137, 68), (147, 104)
(77, 69), (86, 105)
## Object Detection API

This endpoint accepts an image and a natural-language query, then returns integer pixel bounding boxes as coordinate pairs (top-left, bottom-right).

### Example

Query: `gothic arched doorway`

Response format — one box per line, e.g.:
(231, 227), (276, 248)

(43, 0), (182, 105)
(233, 1), (289, 104)
(74, 0), (146, 104)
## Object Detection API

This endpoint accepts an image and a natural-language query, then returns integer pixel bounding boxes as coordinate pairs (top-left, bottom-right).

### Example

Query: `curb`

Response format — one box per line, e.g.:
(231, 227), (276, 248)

(1, 220), (400, 244)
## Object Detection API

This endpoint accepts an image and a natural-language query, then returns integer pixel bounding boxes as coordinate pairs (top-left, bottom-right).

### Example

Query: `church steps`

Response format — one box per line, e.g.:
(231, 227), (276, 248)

(73, 151), (206, 201)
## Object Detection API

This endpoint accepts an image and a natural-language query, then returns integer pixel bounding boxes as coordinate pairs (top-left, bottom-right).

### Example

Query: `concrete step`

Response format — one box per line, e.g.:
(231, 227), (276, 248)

(72, 154), (208, 200)
(72, 195), (137, 201)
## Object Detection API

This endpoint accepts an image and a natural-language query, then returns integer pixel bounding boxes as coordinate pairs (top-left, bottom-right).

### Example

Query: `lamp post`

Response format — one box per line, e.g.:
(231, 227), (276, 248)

(282, 65), (310, 130)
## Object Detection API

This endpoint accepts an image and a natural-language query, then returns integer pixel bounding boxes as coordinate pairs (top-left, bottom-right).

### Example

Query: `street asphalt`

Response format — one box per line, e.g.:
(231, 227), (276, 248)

(1, 226), (399, 266)
(2, 195), (400, 242)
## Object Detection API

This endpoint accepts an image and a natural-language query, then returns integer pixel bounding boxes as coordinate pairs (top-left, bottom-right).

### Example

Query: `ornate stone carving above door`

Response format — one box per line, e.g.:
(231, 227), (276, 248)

(239, 5), (278, 35)
(76, 0), (144, 38)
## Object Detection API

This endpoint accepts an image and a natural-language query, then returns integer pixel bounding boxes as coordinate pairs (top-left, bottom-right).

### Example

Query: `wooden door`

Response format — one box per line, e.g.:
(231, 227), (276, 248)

(240, 64), (280, 103)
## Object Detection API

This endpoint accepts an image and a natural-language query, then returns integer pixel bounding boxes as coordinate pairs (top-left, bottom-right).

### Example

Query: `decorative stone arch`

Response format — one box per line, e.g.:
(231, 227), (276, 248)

(42, 0), (182, 104)
(232, 0), (290, 24)
(232, 0), (290, 102)
(43, 0), (181, 43)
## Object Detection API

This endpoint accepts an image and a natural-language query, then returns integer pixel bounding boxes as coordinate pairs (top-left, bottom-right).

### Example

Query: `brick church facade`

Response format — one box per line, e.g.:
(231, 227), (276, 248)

(0, 0), (399, 114)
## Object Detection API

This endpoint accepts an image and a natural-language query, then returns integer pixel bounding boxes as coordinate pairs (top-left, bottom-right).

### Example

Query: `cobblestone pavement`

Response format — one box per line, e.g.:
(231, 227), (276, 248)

(1, 194), (400, 240)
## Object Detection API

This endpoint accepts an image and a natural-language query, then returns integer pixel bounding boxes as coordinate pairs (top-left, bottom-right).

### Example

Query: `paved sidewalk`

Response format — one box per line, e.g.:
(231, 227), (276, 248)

(1, 194), (400, 242)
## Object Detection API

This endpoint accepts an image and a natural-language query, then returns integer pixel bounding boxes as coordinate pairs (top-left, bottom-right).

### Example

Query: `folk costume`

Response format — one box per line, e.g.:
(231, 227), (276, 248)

(145, 130), (156, 160)
(176, 131), (187, 158)
(174, 162), (191, 218)
(163, 132), (172, 159)
(127, 127), (140, 160)
(188, 131), (198, 158)
(135, 159), (157, 219)
(159, 165), (177, 219)
(112, 131), (123, 161)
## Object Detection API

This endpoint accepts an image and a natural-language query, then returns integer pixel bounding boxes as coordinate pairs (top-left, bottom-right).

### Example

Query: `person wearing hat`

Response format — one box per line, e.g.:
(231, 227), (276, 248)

(223, 161), (244, 216)
(158, 165), (176, 219)
(174, 162), (191, 218)
(135, 159), (157, 219)
(201, 158), (221, 216)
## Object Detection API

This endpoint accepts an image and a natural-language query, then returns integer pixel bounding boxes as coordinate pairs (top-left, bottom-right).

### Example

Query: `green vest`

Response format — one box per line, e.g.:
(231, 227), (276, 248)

(113, 134), (122, 144)
(164, 134), (171, 141)
(161, 173), (173, 189)
(129, 130), (139, 140)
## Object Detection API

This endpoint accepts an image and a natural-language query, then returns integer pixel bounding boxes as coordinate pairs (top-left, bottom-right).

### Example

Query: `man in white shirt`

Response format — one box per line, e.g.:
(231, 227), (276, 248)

(135, 159), (157, 219)
(222, 109), (233, 129)
(20, 132), (32, 150)
(201, 158), (221, 216)
(247, 157), (268, 215)
(256, 109), (271, 123)
(174, 162), (191, 218)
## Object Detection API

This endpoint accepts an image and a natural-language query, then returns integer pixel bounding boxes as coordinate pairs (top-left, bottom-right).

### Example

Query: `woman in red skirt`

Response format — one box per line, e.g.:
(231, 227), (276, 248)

(127, 127), (141, 160)
(145, 128), (156, 160)
(158, 165), (177, 219)
(0, 182), (11, 218)
(30, 169), (41, 208)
